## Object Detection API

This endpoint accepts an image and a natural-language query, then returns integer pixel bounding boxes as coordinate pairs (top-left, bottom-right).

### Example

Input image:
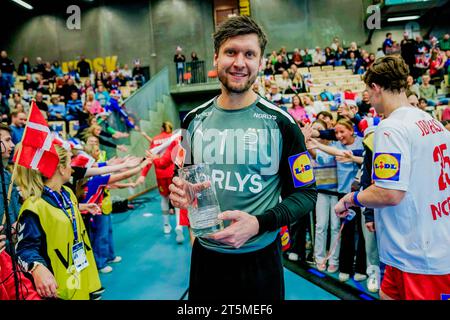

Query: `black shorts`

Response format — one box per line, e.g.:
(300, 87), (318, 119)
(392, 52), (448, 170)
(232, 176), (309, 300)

(189, 237), (285, 301)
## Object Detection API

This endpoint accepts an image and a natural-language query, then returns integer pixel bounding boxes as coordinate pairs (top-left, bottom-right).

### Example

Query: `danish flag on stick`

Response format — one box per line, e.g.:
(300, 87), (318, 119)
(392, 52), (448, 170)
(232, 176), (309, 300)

(13, 101), (60, 178)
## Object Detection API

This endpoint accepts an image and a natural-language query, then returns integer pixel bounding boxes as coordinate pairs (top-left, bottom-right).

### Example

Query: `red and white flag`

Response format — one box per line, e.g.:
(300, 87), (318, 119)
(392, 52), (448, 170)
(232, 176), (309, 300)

(14, 144), (60, 178)
(21, 101), (53, 150)
(52, 133), (71, 151)
(70, 151), (95, 169)
(174, 144), (186, 168)
(13, 101), (60, 178)
(150, 131), (182, 155)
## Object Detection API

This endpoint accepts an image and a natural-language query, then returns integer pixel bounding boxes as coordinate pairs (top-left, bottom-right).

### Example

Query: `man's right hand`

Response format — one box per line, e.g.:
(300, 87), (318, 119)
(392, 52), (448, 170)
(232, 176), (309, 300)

(32, 264), (58, 299)
(168, 177), (210, 209)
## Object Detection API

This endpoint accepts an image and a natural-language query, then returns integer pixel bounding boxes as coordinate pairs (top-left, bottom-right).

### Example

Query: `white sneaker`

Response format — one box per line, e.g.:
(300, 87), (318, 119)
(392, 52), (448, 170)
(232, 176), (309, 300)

(108, 256), (122, 263)
(164, 224), (172, 234)
(99, 266), (113, 274)
(339, 272), (350, 282)
(317, 263), (327, 272)
(288, 252), (299, 261)
(327, 264), (338, 273)
(354, 273), (368, 282)
(367, 265), (380, 293)
(175, 226), (185, 244)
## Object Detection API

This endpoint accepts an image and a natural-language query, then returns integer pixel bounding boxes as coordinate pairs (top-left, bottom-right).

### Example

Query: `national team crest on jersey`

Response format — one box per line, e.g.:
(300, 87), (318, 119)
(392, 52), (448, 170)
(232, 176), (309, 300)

(373, 153), (401, 181)
(288, 151), (315, 188)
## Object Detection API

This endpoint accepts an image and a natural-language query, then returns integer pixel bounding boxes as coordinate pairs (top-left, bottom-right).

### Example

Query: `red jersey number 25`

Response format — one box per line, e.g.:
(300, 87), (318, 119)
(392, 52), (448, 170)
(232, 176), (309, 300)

(433, 144), (450, 191)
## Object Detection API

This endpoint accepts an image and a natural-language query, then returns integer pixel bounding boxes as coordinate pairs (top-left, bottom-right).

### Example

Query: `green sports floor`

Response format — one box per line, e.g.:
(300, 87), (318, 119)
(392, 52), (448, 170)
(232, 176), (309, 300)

(99, 190), (376, 300)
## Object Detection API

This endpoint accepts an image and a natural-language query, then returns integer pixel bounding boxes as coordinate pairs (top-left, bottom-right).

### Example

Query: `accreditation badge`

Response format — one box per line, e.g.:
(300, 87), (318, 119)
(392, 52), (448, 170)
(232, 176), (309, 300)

(72, 242), (89, 273)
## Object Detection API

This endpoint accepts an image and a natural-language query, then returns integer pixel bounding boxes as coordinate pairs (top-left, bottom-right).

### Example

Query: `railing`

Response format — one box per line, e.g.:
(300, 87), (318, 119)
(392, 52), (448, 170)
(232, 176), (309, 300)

(175, 61), (207, 84)
(123, 66), (170, 123)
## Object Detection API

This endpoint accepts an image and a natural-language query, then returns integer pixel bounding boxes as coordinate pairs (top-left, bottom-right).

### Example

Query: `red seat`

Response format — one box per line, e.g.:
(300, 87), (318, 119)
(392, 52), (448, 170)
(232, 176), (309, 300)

(207, 70), (218, 78)
(184, 72), (192, 81)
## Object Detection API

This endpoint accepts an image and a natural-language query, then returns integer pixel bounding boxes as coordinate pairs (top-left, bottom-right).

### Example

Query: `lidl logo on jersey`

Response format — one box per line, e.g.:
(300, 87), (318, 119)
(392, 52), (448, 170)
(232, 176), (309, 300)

(289, 152), (315, 188)
(373, 153), (401, 181)
(280, 226), (290, 252)
(441, 293), (450, 300)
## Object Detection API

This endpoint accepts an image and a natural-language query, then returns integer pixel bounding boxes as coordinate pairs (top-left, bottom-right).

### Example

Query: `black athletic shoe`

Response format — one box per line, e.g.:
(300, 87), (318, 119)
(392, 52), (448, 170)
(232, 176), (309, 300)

(93, 287), (105, 294)
(90, 287), (105, 300)
(306, 251), (315, 265)
(90, 293), (102, 300)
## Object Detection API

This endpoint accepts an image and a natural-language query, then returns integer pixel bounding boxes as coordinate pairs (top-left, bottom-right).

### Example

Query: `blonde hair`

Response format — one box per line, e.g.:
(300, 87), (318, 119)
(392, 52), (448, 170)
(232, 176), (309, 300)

(82, 124), (102, 140)
(15, 144), (69, 199)
(335, 118), (354, 132)
(84, 143), (100, 158)
(85, 134), (99, 144)
(302, 94), (314, 105)
(162, 121), (173, 134)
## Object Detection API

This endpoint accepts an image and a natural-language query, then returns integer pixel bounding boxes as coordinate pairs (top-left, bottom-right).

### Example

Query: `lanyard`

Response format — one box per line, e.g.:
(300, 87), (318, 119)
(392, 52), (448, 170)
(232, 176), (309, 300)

(44, 186), (79, 242)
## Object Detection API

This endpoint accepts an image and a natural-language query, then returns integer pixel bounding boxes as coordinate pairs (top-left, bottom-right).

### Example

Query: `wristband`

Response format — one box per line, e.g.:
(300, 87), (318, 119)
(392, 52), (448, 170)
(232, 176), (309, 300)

(353, 191), (364, 208)
(30, 261), (43, 274)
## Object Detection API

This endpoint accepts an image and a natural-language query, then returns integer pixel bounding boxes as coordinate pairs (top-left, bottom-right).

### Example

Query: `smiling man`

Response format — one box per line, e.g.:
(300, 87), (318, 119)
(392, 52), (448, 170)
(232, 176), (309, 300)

(335, 56), (450, 300)
(169, 16), (317, 301)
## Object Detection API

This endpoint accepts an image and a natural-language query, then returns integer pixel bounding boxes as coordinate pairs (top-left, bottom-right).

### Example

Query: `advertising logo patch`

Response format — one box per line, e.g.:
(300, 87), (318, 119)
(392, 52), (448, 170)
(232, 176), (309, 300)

(441, 294), (450, 300)
(373, 153), (401, 181)
(289, 151), (315, 188)
(280, 226), (290, 252)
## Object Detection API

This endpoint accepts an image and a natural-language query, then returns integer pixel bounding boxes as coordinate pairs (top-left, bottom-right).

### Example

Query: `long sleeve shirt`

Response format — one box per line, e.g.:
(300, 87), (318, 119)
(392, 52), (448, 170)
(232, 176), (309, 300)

(16, 188), (73, 272)
(181, 96), (317, 253)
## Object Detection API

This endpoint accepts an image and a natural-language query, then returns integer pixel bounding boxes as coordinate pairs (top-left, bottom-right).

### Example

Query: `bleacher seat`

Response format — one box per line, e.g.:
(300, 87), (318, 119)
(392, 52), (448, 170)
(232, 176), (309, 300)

(184, 72), (192, 83)
(120, 86), (131, 99)
(435, 105), (447, 120)
(207, 70), (218, 82)
(14, 82), (24, 91)
(298, 67), (309, 75)
(49, 121), (67, 138)
(321, 65), (334, 71)
(79, 77), (90, 84)
(69, 120), (79, 137)
(309, 66), (322, 73)
(274, 74), (283, 81)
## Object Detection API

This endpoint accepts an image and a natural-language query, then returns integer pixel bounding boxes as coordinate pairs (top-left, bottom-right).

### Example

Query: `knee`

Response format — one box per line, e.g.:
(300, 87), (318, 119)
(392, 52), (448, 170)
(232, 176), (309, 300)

(315, 223), (326, 234)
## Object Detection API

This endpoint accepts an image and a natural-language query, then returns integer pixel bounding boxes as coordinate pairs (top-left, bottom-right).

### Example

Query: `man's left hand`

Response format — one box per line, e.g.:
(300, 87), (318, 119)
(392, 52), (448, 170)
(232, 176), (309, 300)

(335, 192), (354, 218)
(208, 211), (259, 249)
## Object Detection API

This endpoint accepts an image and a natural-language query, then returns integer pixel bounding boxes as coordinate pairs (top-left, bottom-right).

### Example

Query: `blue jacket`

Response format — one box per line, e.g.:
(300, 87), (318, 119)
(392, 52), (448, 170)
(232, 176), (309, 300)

(66, 99), (83, 116)
(48, 103), (67, 119)
(104, 98), (135, 129)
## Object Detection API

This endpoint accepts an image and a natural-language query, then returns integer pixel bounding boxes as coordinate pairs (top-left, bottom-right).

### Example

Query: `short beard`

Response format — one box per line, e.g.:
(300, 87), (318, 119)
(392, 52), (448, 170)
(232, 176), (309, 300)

(218, 69), (257, 94)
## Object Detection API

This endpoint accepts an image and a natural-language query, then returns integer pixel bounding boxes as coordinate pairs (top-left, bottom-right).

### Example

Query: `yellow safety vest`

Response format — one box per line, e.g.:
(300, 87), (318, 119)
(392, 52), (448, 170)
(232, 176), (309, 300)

(363, 131), (374, 152)
(18, 186), (101, 300)
(99, 151), (112, 215)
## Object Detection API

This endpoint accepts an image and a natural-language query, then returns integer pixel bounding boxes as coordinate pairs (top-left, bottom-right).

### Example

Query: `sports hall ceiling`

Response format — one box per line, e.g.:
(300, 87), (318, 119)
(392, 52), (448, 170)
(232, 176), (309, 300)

(3, 0), (450, 26)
